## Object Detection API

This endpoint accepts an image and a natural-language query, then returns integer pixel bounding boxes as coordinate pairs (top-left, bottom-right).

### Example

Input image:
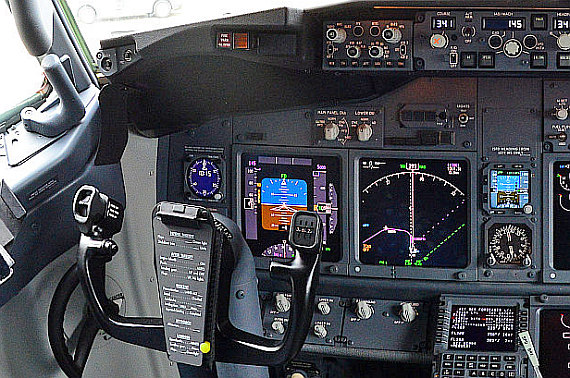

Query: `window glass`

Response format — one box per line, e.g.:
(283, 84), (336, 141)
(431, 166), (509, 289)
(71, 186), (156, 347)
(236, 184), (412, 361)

(0, 3), (45, 111)
(69, 0), (346, 54)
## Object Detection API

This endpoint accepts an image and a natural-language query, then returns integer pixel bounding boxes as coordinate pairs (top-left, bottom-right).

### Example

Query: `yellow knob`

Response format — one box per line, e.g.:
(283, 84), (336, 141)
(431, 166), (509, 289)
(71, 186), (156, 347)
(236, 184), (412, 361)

(200, 341), (211, 354)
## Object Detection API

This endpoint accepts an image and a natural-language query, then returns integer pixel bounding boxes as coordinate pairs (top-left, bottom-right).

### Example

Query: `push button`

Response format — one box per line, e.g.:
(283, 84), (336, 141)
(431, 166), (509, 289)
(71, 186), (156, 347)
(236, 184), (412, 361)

(531, 14), (547, 30)
(460, 52), (477, 68)
(530, 52), (547, 68)
(558, 52), (570, 69)
(478, 53), (495, 68)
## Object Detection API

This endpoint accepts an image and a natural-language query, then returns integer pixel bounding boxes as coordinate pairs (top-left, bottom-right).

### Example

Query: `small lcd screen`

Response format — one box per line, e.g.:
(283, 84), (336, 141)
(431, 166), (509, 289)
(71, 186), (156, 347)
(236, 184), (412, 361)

(359, 159), (469, 268)
(241, 154), (341, 262)
(448, 305), (518, 352)
(554, 17), (570, 31)
(489, 170), (530, 209)
(431, 16), (456, 30)
(553, 162), (570, 270)
(539, 309), (570, 377)
(482, 17), (526, 30)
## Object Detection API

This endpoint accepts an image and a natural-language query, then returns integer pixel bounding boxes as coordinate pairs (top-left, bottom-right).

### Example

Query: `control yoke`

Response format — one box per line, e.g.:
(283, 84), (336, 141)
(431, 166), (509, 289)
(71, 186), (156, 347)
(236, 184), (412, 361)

(72, 185), (323, 367)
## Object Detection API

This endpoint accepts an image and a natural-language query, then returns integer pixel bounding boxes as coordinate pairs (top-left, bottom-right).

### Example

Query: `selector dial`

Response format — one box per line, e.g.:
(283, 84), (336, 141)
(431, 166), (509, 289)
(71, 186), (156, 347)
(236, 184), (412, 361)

(430, 33), (448, 49)
(399, 302), (417, 323)
(324, 122), (340, 141)
(317, 301), (331, 315)
(382, 27), (402, 44)
(358, 124), (373, 142)
(326, 28), (347, 44)
(347, 46), (361, 59)
(275, 293), (291, 313)
(271, 320), (285, 335)
(488, 223), (532, 265)
(555, 107), (569, 121)
(355, 300), (374, 320)
(503, 39), (522, 58)
(313, 324), (328, 339)
(558, 33), (570, 51)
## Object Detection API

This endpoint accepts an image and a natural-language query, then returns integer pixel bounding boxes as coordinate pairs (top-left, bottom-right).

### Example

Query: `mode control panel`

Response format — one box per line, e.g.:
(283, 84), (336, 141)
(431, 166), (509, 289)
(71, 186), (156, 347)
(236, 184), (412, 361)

(415, 11), (570, 71)
(323, 20), (413, 71)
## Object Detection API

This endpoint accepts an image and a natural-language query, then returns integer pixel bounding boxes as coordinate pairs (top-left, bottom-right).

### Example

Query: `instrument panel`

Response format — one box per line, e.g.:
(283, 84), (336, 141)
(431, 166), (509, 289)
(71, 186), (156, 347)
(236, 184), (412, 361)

(125, 3), (570, 375)
(323, 10), (570, 72)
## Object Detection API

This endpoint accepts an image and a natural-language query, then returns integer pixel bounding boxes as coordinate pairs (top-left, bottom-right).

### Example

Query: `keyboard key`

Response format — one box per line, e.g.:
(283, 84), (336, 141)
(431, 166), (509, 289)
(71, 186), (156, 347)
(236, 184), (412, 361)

(490, 356), (501, 362)
(469, 371), (478, 377)
(455, 362), (466, 369)
(505, 365), (515, 370)
(467, 355), (477, 361)
(456, 355), (466, 361)
(444, 354), (454, 360)
(443, 361), (453, 368)
(479, 356), (489, 362)
(490, 363), (500, 369)
(503, 356), (516, 362)
(467, 362), (476, 369)
(454, 370), (465, 376)
(478, 363), (489, 369)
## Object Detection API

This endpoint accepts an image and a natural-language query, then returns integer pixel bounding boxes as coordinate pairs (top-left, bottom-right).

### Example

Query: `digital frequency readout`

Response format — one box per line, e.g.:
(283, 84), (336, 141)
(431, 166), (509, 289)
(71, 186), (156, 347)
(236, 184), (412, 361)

(449, 305), (518, 352)
(359, 159), (469, 268)
(241, 154), (341, 262)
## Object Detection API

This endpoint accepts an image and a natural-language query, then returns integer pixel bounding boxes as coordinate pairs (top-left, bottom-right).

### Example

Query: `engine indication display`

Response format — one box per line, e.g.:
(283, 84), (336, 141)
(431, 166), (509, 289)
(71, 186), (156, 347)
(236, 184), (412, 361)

(487, 223), (532, 266)
(241, 154), (341, 262)
(359, 158), (469, 268)
(489, 170), (530, 209)
(539, 309), (570, 377)
(448, 305), (518, 352)
(553, 162), (570, 270)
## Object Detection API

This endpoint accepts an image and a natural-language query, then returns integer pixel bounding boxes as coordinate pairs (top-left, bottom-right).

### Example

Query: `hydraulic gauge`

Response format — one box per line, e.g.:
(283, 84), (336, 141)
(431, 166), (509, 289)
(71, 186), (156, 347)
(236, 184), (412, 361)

(185, 157), (223, 200)
(487, 223), (532, 266)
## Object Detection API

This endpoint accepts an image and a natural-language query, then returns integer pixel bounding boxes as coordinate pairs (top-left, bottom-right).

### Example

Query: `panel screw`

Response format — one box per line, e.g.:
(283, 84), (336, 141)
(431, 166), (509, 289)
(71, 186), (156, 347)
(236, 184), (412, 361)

(539, 294), (549, 303)
(236, 290), (245, 299)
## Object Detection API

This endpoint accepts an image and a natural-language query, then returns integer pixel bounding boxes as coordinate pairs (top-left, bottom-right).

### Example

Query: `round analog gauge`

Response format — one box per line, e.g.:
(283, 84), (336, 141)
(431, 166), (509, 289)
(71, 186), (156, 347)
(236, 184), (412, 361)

(488, 223), (532, 265)
(186, 158), (222, 199)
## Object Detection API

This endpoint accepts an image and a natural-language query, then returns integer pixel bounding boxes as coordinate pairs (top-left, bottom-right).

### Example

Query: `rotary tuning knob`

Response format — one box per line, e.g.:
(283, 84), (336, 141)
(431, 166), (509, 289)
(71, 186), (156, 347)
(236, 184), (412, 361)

(275, 293), (291, 313)
(399, 302), (417, 323)
(355, 300), (373, 320)
(522, 255), (532, 267)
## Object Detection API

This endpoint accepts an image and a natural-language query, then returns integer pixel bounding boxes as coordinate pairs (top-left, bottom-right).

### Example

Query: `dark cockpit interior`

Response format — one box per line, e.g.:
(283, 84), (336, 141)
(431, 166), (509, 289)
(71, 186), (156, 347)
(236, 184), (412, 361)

(4, 1), (570, 377)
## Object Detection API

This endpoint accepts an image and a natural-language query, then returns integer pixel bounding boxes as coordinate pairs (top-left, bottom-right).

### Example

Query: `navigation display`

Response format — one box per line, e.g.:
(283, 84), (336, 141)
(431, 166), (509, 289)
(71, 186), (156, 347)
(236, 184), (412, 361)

(358, 158), (469, 268)
(489, 170), (530, 209)
(539, 309), (570, 377)
(448, 305), (518, 352)
(241, 154), (341, 262)
(553, 162), (570, 270)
